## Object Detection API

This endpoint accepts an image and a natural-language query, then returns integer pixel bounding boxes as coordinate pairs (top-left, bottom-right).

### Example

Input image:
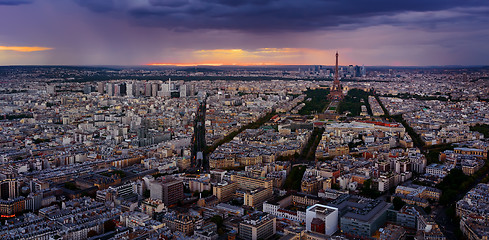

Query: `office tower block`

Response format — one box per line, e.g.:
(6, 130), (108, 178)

(0, 179), (19, 200)
(152, 83), (159, 97)
(126, 82), (134, 97)
(239, 212), (276, 240)
(149, 177), (184, 206)
(145, 83), (152, 97)
(97, 82), (104, 94)
(107, 83), (114, 96)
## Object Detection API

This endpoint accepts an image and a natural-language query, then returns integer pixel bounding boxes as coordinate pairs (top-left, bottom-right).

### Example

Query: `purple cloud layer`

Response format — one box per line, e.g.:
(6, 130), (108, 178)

(0, 0), (488, 65)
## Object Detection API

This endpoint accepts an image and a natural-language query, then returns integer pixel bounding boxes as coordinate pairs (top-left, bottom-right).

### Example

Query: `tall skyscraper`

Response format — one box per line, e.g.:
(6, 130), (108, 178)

(107, 83), (114, 96)
(97, 82), (104, 94)
(180, 85), (188, 97)
(348, 65), (354, 76)
(133, 82), (140, 97)
(114, 83), (120, 96)
(152, 83), (159, 97)
(126, 82), (134, 97)
(145, 83), (152, 97)
(83, 84), (92, 94)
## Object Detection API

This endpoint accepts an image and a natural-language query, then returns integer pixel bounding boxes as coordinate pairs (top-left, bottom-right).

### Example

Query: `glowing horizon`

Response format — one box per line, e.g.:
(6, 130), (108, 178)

(0, 46), (53, 52)
(147, 48), (339, 66)
(146, 62), (293, 67)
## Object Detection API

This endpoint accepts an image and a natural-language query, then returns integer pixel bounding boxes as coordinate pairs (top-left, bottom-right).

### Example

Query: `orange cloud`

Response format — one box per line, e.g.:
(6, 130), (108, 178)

(149, 48), (340, 66)
(193, 48), (297, 57)
(148, 63), (224, 67)
(147, 62), (289, 66)
(0, 46), (53, 52)
(192, 48), (333, 64)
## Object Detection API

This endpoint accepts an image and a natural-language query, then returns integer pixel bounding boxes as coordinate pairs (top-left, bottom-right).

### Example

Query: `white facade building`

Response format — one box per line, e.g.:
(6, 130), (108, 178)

(305, 204), (339, 236)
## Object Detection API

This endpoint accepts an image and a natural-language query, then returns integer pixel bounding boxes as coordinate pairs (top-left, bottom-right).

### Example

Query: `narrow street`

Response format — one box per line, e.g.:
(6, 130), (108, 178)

(434, 168), (489, 240)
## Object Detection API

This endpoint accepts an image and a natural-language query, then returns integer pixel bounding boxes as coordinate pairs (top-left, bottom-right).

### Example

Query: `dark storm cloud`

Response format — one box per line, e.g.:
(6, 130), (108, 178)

(0, 0), (33, 5)
(73, 0), (489, 31)
(74, 0), (114, 12)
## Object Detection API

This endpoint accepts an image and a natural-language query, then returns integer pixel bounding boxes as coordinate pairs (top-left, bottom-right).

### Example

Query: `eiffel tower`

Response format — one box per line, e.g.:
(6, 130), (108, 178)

(328, 52), (344, 101)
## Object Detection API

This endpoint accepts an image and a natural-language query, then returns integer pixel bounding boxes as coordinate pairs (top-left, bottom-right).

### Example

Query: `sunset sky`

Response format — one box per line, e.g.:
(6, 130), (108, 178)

(1, 0), (489, 66)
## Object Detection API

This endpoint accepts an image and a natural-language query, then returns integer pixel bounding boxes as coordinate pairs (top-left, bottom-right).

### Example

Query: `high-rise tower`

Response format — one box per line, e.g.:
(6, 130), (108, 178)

(328, 52), (344, 100)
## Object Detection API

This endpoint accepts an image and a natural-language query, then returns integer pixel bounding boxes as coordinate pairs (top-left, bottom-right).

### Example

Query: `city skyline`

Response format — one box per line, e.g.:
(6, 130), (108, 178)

(2, 1), (489, 239)
(1, 0), (489, 66)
